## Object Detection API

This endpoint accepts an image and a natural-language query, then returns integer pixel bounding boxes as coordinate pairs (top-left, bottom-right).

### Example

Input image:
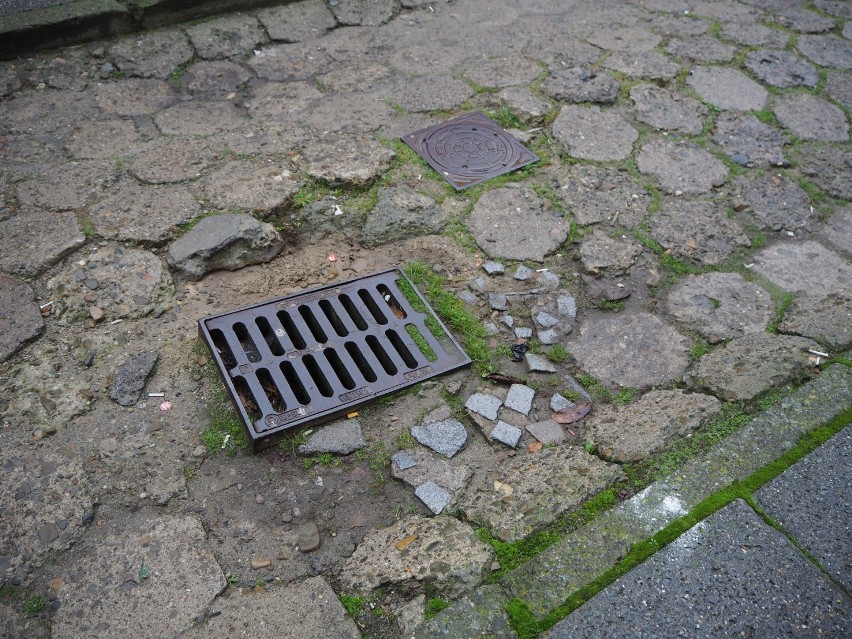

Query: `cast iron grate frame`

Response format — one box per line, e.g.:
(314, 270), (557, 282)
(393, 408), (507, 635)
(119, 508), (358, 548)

(401, 111), (539, 190)
(198, 268), (471, 450)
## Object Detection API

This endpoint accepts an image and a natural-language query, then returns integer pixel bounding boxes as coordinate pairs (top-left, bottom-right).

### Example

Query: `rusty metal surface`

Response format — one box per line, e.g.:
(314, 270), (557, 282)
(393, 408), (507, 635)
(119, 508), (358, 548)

(198, 268), (471, 450)
(401, 111), (539, 190)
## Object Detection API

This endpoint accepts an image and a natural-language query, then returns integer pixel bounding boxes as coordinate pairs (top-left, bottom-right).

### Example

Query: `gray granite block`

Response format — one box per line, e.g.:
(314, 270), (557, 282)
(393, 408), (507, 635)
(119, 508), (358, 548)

(491, 421), (523, 448)
(411, 419), (468, 458)
(483, 261), (506, 275)
(504, 384), (535, 416)
(415, 481), (453, 515)
(465, 393), (503, 420)
(392, 451), (417, 471)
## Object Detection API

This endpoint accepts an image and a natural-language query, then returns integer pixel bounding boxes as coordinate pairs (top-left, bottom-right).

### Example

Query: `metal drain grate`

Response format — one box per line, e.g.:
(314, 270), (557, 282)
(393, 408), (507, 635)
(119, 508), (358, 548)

(198, 268), (471, 450)
(401, 111), (539, 190)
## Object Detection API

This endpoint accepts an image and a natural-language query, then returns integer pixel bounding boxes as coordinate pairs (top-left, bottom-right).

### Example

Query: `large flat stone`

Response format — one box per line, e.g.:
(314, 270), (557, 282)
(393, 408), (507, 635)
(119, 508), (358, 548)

(755, 427), (851, 592)
(0, 274), (44, 362)
(753, 241), (852, 297)
(819, 205), (852, 257)
(342, 515), (493, 598)
(185, 13), (266, 60)
(192, 159), (300, 215)
(825, 71), (852, 111)
(128, 137), (217, 184)
(544, 500), (851, 638)
(745, 49), (819, 88)
(182, 576), (359, 639)
(779, 291), (852, 351)
(556, 164), (649, 229)
(686, 332), (820, 402)
(458, 447), (625, 542)
(666, 272), (773, 342)
(731, 174), (812, 231)
(541, 68), (620, 104)
(686, 66), (768, 111)
(586, 26), (660, 53)
(603, 51), (680, 80)
(630, 84), (707, 134)
(796, 145), (852, 199)
(92, 78), (176, 116)
(649, 199), (749, 265)
(361, 186), (448, 247)
(16, 160), (114, 210)
(247, 42), (334, 81)
(0, 208), (84, 276)
(637, 139), (728, 195)
(552, 105), (638, 162)
(772, 93), (849, 142)
(412, 419), (468, 458)
(65, 118), (144, 159)
(301, 133), (394, 186)
(391, 448), (473, 494)
(107, 28), (193, 79)
(179, 60), (253, 99)
(414, 585), (517, 639)
(710, 112), (787, 168)
(298, 419), (366, 455)
(467, 187), (570, 262)
(587, 390), (722, 463)
(666, 35), (736, 63)
(51, 513), (226, 639)
(167, 213), (284, 280)
(152, 101), (248, 136)
(258, 0), (337, 42)
(378, 75), (475, 112)
(579, 229), (642, 275)
(569, 313), (691, 389)
(797, 34), (852, 69)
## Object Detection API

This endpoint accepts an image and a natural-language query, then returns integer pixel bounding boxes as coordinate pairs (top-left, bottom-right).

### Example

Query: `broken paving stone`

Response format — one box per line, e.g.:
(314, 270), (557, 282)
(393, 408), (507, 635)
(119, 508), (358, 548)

(361, 186), (448, 247)
(525, 353), (557, 374)
(0, 208), (84, 276)
(411, 419), (468, 459)
(459, 290), (478, 306)
(569, 313), (690, 388)
(558, 295), (577, 321)
(587, 390), (722, 463)
(129, 137), (217, 184)
(745, 49), (819, 88)
(391, 448), (472, 493)
(778, 292), (852, 351)
(515, 327), (533, 339)
(535, 311), (559, 329)
(541, 68), (620, 104)
(539, 329), (559, 345)
(819, 205), (852, 257)
(496, 86), (551, 124)
(686, 66), (767, 111)
(637, 139), (728, 196)
(192, 159), (301, 215)
(489, 293), (509, 311)
(666, 272), (774, 342)
(796, 145), (852, 200)
(185, 13), (266, 60)
(167, 213), (284, 280)
(109, 351), (158, 407)
(686, 333), (820, 402)
(552, 105), (638, 162)
(526, 419), (566, 445)
(302, 134), (395, 186)
(296, 522), (321, 552)
(490, 421), (523, 448)
(514, 265), (533, 280)
(711, 112), (787, 168)
(108, 28), (193, 80)
(465, 393), (503, 421)
(415, 482), (454, 514)
(753, 241), (852, 297)
(630, 85), (707, 135)
(467, 187), (570, 262)
(603, 51), (681, 80)
(732, 174), (812, 231)
(258, 0), (337, 42)
(797, 34), (852, 69)
(458, 447), (625, 542)
(298, 419), (366, 455)
(504, 384), (535, 416)
(538, 271), (560, 288)
(550, 394), (575, 412)
(825, 71), (852, 111)
(391, 451), (417, 471)
(586, 26), (661, 53)
(772, 93), (848, 142)
(424, 405), (453, 424)
(469, 276), (488, 293)
(649, 199), (749, 265)
(343, 515), (493, 597)
(483, 261), (505, 276)
(579, 229), (643, 275)
(484, 321), (500, 336)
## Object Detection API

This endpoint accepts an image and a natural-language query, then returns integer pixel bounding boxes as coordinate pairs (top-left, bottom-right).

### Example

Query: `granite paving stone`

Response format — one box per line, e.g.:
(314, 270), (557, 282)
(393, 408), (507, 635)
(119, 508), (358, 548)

(152, 101), (247, 136)
(179, 60), (254, 99)
(490, 421), (523, 448)
(819, 205), (852, 257)
(555, 164), (649, 229)
(686, 66), (768, 111)
(361, 186), (448, 247)
(526, 419), (566, 446)
(755, 426), (851, 592)
(107, 29), (193, 80)
(391, 451), (417, 471)
(301, 134), (394, 186)
(579, 229), (642, 275)
(602, 51), (680, 80)
(778, 292), (852, 351)
(772, 93), (849, 142)
(65, 118), (143, 159)
(504, 384), (535, 416)
(483, 261), (505, 276)
(90, 181), (202, 244)
(465, 393), (503, 421)
(0, 274), (43, 362)
(753, 241), (852, 297)
(558, 295), (576, 320)
(665, 36), (737, 63)
(666, 272), (774, 342)
(552, 105), (638, 162)
(540, 68), (620, 104)
(525, 352), (557, 373)
(0, 208), (84, 276)
(415, 481), (454, 514)
(343, 515), (493, 598)
(825, 71), (852, 111)
(731, 174), (813, 231)
(298, 419), (366, 455)
(650, 198), (749, 265)
(686, 332), (820, 402)
(535, 311), (559, 329)
(414, 585), (517, 639)
(637, 139), (728, 195)
(467, 187), (570, 262)
(550, 394), (575, 412)
(391, 448), (473, 494)
(744, 49), (819, 88)
(544, 500), (851, 639)
(129, 137), (217, 184)
(538, 329), (559, 345)
(193, 158), (300, 215)
(412, 419), (468, 458)
(515, 327), (533, 339)
(185, 13), (266, 59)
(459, 447), (625, 542)
(459, 290), (478, 306)
(710, 112), (787, 168)
(797, 34), (852, 69)
(489, 293), (508, 311)
(630, 84), (707, 135)
(570, 312), (690, 388)
(258, 0), (337, 42)
(587, 390), (722, 463)
(795, 145), (852, 199)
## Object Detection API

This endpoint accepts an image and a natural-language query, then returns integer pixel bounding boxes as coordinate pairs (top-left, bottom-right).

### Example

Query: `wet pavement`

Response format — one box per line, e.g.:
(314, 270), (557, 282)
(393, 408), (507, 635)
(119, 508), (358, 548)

(0, 1), (850, 638)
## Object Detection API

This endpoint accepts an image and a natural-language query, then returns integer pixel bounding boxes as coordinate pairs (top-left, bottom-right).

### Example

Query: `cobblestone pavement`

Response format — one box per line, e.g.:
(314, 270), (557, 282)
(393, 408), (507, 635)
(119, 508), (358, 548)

(0, 1), (850, 637)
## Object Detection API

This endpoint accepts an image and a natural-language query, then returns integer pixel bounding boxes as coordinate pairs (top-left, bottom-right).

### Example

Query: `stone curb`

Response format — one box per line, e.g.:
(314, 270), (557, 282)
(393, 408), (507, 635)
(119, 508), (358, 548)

(417, 364), (852, 634)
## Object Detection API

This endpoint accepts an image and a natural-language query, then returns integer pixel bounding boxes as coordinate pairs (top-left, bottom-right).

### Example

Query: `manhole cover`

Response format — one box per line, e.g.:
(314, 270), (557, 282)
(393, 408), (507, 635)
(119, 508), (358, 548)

(199, 269), (471, 450)
(402, 111), (539, 190)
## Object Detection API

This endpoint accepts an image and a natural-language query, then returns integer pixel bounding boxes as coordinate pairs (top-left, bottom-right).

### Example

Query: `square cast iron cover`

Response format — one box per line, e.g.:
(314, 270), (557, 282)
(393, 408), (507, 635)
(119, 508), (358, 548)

(198, 268), (471, 450)
(402, 111), (539, 190)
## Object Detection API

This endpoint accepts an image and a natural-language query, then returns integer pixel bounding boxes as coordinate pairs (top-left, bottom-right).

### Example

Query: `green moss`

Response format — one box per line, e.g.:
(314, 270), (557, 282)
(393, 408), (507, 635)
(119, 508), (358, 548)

(575, 373), (614, 403)
(424, 597), (452, 620)
(766, 290), (795, 334)
(547, 344), (569, 364)
(486, 106), (524, 129)
(196, 341), (250, 456)
(340, 594), (366, 618)
(394, 431), (417, 449)
(598, 299), (625, 312)
(23, 594), (45, 616)
(80, 215), (95, 237)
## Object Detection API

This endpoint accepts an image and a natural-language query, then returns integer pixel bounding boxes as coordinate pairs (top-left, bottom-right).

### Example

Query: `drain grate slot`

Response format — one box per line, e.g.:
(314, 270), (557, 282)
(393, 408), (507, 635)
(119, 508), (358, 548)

(199, 268), (471, 450)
